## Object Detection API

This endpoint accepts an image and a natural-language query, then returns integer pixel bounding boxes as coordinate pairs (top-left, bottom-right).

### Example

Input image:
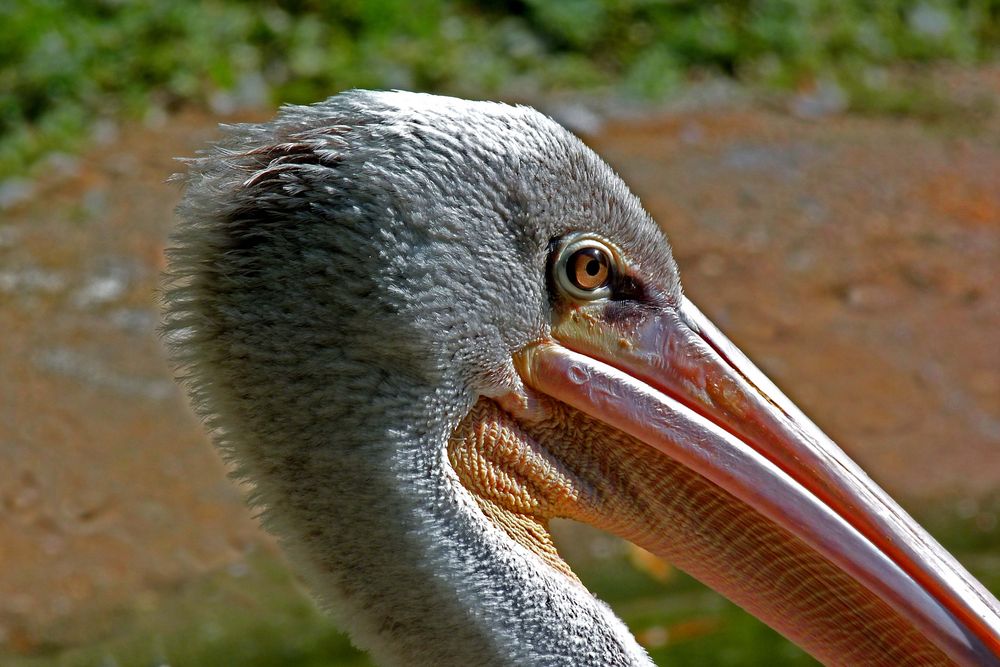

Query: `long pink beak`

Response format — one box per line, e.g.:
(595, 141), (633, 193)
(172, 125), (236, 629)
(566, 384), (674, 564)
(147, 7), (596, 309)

(519, 296), (1000, 665)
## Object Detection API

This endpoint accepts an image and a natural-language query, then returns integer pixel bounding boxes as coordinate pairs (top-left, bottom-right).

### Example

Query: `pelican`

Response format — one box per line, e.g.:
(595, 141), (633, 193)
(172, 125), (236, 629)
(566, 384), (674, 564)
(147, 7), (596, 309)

(161, 90), (1000, 666)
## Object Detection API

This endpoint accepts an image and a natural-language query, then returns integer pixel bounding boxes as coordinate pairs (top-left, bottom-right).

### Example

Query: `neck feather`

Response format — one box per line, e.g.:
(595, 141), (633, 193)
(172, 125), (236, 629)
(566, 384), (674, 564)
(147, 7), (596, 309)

(162, 273), (646, 665)
(176, 343), (647, 665)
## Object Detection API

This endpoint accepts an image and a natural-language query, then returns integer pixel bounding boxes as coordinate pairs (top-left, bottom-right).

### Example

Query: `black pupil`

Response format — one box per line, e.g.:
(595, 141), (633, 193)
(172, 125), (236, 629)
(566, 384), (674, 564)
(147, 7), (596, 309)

(585, 259), (601, 276)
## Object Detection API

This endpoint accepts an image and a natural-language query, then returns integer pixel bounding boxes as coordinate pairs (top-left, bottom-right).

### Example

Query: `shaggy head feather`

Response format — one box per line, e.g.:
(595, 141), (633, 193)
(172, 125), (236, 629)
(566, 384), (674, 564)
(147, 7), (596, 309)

(161, 91), (683, 666)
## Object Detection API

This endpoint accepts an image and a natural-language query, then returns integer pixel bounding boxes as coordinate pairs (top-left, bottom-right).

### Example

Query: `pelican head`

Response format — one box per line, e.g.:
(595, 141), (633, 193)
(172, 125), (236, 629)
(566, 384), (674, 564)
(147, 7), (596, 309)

(162, 90), (1000, 666)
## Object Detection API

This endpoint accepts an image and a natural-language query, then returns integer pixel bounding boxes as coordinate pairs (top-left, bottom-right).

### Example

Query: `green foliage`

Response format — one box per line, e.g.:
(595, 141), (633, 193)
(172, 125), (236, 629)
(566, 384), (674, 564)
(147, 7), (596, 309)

(5, 501), (998, 666)
(1, 554), (375, 667)
(1, 0), (998, 180)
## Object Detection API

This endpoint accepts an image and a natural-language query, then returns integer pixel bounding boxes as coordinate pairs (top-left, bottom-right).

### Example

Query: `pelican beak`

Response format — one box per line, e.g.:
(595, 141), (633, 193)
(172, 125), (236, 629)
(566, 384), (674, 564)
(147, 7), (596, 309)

(515, 296), (1000, 666)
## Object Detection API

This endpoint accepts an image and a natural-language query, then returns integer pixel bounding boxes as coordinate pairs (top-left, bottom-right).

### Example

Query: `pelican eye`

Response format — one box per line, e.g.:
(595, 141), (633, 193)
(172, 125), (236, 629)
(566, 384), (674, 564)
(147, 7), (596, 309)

(555, 237), (617, 300)
(570, 248), (610, 290)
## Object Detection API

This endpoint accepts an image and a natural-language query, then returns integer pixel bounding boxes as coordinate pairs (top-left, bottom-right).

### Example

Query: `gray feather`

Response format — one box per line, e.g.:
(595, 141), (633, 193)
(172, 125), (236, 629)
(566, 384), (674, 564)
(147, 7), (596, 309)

(161, 90), (678, 666)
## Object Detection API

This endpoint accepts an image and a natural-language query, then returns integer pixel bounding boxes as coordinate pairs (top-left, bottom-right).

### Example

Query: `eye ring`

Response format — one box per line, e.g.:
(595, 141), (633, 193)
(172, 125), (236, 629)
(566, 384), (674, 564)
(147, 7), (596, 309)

(554, 236), (617, 301)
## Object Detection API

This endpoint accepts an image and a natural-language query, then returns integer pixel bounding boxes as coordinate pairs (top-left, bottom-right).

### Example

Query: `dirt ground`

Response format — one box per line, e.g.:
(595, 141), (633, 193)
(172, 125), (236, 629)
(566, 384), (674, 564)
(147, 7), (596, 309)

(1, 71), (998, 655)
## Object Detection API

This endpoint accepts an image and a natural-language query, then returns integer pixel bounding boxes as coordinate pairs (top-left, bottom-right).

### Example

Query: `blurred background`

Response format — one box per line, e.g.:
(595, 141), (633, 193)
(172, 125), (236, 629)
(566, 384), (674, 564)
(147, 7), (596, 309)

(1, 1), (998, 665)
